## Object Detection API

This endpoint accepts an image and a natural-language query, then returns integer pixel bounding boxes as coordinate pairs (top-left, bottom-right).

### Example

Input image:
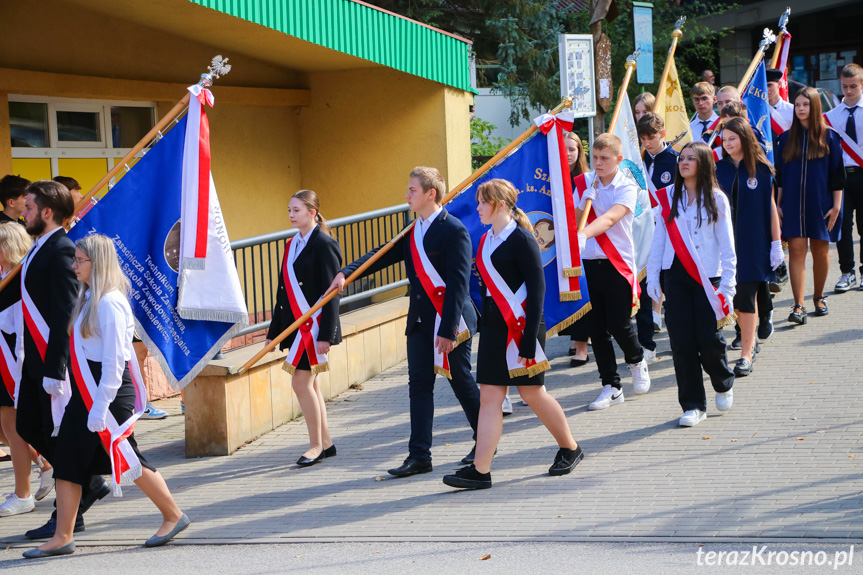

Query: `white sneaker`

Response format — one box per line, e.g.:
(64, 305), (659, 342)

(628, 358), (651, 395)
(716, 389), (733, 412)
(652, 310), (663, 331)
(0, 493), (35, 517)
(679, 410), (707, 427)
(35, 466), (54, 501)
(644, 349), (659, 365)
(588, 385), (625, 411)
(502, 395), (513, 415)
(521, 385), (546, 406)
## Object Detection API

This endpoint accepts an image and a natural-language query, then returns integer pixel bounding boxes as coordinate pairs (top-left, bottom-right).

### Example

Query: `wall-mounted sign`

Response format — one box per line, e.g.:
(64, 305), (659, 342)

(559, 34), (597, 118)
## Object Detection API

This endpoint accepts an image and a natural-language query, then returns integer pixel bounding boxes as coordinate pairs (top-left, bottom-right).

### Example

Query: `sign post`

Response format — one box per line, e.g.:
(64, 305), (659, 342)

(633, 2), (654, 85)
(559, 34), (597, 156)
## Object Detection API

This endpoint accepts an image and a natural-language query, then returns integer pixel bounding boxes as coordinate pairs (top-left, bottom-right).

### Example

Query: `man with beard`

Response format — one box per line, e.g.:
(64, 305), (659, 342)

(0, 180), (110, 539)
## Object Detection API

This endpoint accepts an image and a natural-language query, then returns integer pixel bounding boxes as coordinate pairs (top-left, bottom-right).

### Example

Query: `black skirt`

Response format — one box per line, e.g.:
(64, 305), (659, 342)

(477, 298), (547, 386)
(53, 360), (155, 487)
(0, 331), (17, 407)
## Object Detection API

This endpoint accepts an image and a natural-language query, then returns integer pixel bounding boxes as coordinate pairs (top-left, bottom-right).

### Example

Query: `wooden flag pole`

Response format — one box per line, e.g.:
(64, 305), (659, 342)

(769, 8), (791, 69)
(652, 16), (686, 115)
(0, 56), (232, 294)
(237, 97), (577, 375)
(578, 51), (639, 231)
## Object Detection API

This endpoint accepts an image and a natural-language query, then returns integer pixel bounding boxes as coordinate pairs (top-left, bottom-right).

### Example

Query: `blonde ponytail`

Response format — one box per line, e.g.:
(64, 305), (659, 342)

(292, 190), (333, 238)
(512, 207), (534, 234)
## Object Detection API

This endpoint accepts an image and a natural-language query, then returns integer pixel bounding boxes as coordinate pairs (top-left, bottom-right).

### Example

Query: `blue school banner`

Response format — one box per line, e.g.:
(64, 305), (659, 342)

(68, 116), (241, 389)
(743, 60), (775, 164)
(447, 133), (590, 334)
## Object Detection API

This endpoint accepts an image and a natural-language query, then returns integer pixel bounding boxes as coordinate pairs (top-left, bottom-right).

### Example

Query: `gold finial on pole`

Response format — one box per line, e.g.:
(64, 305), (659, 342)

(770, 8), (791, 69)
(654, 17), (686, 113)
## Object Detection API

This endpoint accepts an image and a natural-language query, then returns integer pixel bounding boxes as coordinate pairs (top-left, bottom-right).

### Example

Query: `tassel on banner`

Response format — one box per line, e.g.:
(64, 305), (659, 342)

(434, 366), (452, 380)
(560, 291), (583, 302)
(717, 312), (738, 330)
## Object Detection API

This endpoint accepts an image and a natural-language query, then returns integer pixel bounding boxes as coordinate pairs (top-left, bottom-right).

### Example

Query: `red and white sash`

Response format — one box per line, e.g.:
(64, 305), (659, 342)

(69, 324), (147, 496)
(0, 311), (22, 408)
(281, 236), (328, 375)
(409, 220), (470, 379)
(476, 233), (549, 379)
(21, 256), (71, 435)
(655, 186), (735, 328)
(824, 111), (863, 169)
(770, 107), (791, 137)
(534, 111), (583, 301)
(573, 173), (641, 315)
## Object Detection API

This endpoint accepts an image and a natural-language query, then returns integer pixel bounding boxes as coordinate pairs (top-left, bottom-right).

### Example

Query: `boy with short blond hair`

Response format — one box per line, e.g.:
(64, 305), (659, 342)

(574, 134), (651, 410)
(690, 82), (719, 142)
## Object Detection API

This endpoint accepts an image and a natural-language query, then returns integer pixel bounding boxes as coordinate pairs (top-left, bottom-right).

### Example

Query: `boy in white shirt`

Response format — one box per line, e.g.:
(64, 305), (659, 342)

(690, 82), (719, 142)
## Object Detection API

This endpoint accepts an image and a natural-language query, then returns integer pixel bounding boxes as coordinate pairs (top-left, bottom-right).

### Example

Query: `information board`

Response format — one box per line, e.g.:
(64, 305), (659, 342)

(559, 34), (597, 118)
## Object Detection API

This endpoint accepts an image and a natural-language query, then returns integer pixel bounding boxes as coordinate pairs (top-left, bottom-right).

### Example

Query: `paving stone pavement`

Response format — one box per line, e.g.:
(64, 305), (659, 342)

(0, 250), (861, 547)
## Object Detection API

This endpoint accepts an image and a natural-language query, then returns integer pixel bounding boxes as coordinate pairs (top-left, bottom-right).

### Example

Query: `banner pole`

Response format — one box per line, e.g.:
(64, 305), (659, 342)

(769, 8), (791, 68)
(237, 97), (577, 374)
(0, 56), (232, 295)
(578, 51), (639, 231)
(652, 16), (686, 114)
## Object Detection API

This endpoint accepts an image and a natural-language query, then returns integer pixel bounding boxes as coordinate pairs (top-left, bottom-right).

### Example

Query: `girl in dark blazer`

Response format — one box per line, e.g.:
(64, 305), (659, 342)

(266, 190), (342, 467)
(442, 179), (583, 490)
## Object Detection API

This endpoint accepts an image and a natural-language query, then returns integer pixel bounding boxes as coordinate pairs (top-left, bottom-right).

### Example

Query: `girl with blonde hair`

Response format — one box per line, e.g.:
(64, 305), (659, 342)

(24, 234), (188, 558)
(442, 179), (583, 489)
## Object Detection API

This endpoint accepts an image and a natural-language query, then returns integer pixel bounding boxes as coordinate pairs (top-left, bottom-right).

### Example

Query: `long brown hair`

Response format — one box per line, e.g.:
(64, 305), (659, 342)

(291, 190), (332, 237)
(721, 117), (774, 177)
(670, 142), (720, 226)
(565, 132), (588, 177)
(783, 87), (829, 162)
(476, 179), (533, 233)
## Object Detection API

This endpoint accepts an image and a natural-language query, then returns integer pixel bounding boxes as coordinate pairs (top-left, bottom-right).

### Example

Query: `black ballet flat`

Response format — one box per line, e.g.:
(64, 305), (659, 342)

(570, 356), (590, 368)
(814, 298), (829, 316)
(324, 445), (337, 458)
(297, 451), (325, 467)
(567, 346), (578, 356)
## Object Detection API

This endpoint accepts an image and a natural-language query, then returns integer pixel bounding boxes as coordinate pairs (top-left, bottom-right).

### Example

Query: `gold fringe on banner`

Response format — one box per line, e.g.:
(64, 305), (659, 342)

(560, 291), (583, 301)
(717, 311), (738, 330)
(454, 329), (471, 348)
(637, 268), (647, 283)
(546, 302), (593, 337)
(630, 294), (641, 318)
(562, 267), (583, 278)
(281, 361), (330, 376)
(507, 358), (551, 379)
(434, 366), (452, 380)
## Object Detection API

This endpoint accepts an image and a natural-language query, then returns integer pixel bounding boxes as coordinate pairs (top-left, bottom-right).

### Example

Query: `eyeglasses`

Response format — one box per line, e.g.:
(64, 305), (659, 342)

(73, 257), (91, 264)
(678, 155), (697, 163)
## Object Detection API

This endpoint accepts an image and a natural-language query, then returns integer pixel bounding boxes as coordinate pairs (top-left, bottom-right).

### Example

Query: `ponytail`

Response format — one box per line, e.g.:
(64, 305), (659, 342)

(292, 189), (333, 238)
(314, 212), (331, 237)
(512, 207), (534, 233)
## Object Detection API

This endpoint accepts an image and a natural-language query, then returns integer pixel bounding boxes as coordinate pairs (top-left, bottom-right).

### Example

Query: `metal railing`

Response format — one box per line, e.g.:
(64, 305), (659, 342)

(231, 204), (411, 338)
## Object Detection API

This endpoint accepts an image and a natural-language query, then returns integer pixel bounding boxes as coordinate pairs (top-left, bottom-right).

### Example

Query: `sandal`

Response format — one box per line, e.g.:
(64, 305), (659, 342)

(788, 305), (807, 325)
(814, 297), (829, 317)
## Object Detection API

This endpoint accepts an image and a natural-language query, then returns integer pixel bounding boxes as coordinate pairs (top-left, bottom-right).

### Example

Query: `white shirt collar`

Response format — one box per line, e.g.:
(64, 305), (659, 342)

(27, 226), (63, 262)
(647, 143), (668, 160)
(297, 224), (316, 244)
(419, 206), (443, 228)
(840, 98), (862, 110)
(595, 168), (625, 190)
(488, 218), (517, 249)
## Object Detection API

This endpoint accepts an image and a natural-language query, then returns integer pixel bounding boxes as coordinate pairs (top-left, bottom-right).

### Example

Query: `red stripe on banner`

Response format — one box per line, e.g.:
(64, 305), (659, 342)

(409, 231), (444, 315)
(22, 303), (46, 361)
(195, 92), (211, 260)
(282, 239), (319, 369)
(556, 127), (581, 271)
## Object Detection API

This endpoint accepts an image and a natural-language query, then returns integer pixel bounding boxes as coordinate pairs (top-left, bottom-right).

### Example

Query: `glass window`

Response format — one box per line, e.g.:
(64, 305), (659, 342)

(56, 110), (101, 142)
(110, 106), (154, 148)
(9, 102), (49, 148)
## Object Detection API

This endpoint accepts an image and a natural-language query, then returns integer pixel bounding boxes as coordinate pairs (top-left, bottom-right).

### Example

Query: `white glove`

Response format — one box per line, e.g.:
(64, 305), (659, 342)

(87, 399), (109, 433)
(718, 288), (734, 306)
(577, 233), (587, 253)
(769, 240), (784, 270)
(42, 377), (65, 396)
(647, 282), (662, 303)
(578, 186), (597, 210)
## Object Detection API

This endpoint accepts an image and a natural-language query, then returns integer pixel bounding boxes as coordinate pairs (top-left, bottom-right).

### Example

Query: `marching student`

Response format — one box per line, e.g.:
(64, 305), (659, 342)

(690, 82), (719, 143)
(0, 175), (28, 225)
(22, 234), (188, 558)
(634, 92), (656, 122)
(265, 190), (342, 467)
(766, 69), (795, 126)
(442, 179), (582, 490)
(0, 181), (110, 540)
(775, 87), (846, 324)
(53, 176), (83, 206)
(715, 118), (783, 377)
(828, 63), (863, 294)
(0, 222), (55, 517)
(573, 134), (652, 411)
(647, 142), (736, 427)
(561, 131), (592, 367)
(326, 167), (481, 476)
(716, 86), (740, 115)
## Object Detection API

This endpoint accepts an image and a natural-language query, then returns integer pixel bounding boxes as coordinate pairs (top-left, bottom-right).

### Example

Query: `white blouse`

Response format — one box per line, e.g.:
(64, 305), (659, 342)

(647, 187), (737, 296)
(78, 290), (134, 406)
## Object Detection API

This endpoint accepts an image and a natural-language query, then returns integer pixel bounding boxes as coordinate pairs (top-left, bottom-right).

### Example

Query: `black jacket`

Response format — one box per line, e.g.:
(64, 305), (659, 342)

(267, 226), (342, 348)
(341, 208), (478, 339)
(0, 228), (77, 380)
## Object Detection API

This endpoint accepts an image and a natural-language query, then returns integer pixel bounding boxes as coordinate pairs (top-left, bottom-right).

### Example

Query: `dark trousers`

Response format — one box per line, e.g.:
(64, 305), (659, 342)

(635, 277), (656, 352)
(584, 259), (644, 389)
(405, 322), (480, 461)
(837, 169), (863, 275)
(663, 258), (734, 412)
(756, 281), (772, 318)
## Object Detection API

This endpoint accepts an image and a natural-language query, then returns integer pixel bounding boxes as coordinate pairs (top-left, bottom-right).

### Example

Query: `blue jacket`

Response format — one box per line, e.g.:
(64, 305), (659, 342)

(643, 144), (679, 190)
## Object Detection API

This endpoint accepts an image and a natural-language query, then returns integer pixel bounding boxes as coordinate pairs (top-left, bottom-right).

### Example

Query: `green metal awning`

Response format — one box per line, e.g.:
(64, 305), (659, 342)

(187, 0), (474, 92)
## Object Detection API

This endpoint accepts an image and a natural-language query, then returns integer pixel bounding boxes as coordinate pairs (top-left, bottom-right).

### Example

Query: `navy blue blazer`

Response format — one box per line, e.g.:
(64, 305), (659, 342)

(643, 144), (679, 190)
(341, 208), (478, 339)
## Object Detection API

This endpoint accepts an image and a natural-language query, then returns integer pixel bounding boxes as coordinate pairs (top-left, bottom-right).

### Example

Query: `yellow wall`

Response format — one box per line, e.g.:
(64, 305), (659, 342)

(298, 68), (472, 219)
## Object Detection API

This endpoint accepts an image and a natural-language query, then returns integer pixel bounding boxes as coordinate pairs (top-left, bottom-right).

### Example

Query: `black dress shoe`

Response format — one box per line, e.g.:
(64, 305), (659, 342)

(567, 346), (578, 356)
(549, 445), (584, 476)
(297, 451), (325, 467)
(25, 516), (85, 540)
(788, 305), (807, 325)
(442, 464), (492, 490)
(387, 458), (433, 477)
(324, 445), (337, 458)
(734, 357), (753, 377)
(814, 297), (829, 316)
(80, 477), (111, 515)
(570, 355), (590, 368)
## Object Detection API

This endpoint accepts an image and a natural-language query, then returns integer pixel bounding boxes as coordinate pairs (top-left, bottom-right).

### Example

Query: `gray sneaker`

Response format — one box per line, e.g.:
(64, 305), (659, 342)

(835, 272), (857, 293)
